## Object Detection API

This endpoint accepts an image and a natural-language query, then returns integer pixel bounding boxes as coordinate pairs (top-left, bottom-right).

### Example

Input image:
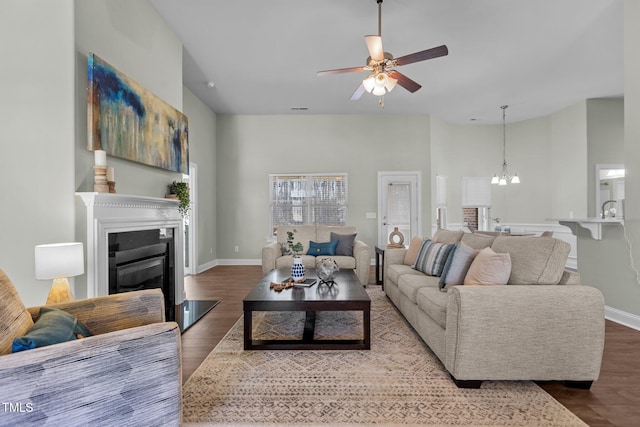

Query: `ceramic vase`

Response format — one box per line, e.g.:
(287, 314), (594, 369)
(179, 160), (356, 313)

(291, 256), (305, 280)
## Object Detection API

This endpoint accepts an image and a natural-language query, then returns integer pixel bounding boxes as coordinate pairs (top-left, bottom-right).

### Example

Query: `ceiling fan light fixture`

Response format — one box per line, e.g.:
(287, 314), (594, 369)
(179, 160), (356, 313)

(363, 75), (376, 93)
(372, 85), (386, 96)
(385, 75), (398, 92)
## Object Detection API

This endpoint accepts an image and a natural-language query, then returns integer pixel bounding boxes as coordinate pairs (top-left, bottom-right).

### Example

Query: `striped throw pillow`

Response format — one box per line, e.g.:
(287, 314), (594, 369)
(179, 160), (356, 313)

(413, 239), (455, 277)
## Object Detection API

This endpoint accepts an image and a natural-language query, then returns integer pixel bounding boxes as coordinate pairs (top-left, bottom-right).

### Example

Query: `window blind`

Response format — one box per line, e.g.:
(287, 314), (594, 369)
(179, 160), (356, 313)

(270, 174), (348, 232)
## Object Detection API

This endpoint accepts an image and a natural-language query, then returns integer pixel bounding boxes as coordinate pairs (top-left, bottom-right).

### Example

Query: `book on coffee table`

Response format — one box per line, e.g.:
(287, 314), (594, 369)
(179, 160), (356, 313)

(282, 278), (317, 287)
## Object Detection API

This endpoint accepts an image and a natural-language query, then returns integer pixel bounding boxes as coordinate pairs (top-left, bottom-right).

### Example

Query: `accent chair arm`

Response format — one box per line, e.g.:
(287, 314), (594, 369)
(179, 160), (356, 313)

(0, 322), (182, 426)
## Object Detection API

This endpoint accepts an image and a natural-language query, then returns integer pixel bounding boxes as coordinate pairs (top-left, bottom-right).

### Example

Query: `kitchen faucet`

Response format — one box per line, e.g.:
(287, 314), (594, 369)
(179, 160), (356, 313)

(601, 200), (617, 219)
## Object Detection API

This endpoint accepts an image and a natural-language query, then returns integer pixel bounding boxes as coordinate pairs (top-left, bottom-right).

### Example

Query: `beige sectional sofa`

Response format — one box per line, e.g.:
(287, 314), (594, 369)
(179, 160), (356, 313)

(384, 229), (605, 388)
(262, 225), (371, 285)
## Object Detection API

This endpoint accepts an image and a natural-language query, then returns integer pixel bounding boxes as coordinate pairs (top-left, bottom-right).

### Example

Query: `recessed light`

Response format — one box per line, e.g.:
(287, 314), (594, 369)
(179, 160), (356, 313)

(206, 81), (215, 88)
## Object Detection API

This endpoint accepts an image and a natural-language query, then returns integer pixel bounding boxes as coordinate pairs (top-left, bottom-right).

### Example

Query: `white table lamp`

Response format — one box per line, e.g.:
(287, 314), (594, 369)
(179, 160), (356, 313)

(35, 242), (84, 304)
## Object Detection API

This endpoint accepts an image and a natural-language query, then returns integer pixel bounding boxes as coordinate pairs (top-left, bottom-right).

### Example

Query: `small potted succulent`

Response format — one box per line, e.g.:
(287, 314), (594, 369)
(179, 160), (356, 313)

(167, 181), (190, 218)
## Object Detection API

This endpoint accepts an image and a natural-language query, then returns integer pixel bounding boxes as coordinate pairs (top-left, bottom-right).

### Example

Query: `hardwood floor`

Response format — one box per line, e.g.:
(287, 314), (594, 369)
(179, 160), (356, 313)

(182, 265), (640, 426)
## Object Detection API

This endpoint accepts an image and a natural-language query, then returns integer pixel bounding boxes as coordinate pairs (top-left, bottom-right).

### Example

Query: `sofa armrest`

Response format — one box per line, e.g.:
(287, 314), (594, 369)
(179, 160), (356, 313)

(27, 289), (165, 336)
(445, 285), (605, 381)
(353, 240), (371, 285)
(262, 242), (281, 275)
(383, 248), (407, 269)
(0, 322), (182, 426)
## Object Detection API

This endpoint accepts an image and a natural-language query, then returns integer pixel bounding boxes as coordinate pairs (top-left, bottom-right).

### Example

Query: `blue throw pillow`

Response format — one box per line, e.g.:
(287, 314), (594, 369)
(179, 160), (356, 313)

(306, 240), (339, 256)
(12, 307), (92, 353)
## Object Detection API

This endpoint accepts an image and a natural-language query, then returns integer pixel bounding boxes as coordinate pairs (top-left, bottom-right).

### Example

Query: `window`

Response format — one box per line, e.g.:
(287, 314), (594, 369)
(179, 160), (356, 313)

(269, 174), (348, 233)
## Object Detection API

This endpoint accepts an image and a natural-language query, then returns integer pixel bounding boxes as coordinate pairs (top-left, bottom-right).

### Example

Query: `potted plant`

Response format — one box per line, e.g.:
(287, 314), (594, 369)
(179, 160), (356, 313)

(281, 230), (303, 256)
(167, 181), (190, 218)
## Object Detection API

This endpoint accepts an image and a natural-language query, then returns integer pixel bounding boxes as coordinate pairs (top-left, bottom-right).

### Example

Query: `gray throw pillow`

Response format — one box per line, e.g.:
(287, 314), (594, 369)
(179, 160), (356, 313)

(439, 242), (479, 289)
(330, 232), (357, 256)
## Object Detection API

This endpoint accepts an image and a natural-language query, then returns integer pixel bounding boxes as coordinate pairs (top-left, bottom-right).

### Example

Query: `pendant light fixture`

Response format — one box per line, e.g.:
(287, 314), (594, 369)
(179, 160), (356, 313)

(491, 105), (520, 186)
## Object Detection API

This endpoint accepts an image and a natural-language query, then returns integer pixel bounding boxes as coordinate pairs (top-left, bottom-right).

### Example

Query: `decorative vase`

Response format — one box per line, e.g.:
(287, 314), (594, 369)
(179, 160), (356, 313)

(291, 256), (305, 281)
(317, 257), (339, 284)
(387, 227), (405, 249)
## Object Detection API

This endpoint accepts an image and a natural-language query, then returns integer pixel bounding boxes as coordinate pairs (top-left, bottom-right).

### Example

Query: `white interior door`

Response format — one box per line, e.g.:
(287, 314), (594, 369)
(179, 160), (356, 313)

(378, 172), (421, 247)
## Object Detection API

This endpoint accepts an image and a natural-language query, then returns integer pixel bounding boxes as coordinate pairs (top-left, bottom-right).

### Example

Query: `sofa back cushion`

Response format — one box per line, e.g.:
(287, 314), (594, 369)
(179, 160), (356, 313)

(277, 226), (317, 254)
(432, 229), (464, 244)
(490, 236), (570, 285)
(317, 226), (357, 244)
(461, 233), (496, 250)
(0, 269), (35, 355)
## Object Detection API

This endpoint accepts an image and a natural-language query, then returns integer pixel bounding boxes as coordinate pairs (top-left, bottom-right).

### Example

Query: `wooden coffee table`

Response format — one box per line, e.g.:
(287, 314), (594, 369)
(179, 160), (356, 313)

(243, 268), (371, 350)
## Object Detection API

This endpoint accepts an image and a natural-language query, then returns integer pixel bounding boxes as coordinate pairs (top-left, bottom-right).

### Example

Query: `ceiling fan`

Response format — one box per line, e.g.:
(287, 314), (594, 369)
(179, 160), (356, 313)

(317, 0), (448, 107)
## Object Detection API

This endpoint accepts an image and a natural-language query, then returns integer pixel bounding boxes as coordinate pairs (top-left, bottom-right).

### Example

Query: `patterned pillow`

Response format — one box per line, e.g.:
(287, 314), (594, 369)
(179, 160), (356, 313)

(413, 239), (455, 277)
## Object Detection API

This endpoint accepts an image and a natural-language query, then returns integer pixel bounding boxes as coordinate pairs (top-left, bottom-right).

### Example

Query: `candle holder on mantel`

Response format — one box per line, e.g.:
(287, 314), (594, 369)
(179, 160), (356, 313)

(93, 165), (109, 193)
(106, 166), (116, 193)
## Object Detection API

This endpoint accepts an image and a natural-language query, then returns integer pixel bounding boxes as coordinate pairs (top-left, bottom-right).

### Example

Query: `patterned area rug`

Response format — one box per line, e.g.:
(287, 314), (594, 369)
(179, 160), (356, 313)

(182, 286), (586, 426)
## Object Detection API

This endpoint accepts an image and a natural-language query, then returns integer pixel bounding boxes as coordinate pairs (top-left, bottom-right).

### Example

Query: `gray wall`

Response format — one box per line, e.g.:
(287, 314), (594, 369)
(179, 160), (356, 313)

(215, 114), (431, 259)
(576, 1), (640, 321)
(183, 87), (218, 265)
(1, 0), (76, 307)
(430, 103), (590, 225)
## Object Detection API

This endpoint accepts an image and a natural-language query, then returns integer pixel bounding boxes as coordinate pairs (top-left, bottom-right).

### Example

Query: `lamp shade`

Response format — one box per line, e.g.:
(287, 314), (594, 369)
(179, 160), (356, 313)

(35, 242), (84, 280)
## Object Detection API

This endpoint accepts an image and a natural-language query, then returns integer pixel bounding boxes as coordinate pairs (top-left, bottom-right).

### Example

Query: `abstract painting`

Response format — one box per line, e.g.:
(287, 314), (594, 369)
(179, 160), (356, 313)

(87, 53), (189, 173)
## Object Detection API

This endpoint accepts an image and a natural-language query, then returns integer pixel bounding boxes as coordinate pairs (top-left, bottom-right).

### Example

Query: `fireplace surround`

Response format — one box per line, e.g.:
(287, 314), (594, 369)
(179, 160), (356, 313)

(76, 192), (185, 311)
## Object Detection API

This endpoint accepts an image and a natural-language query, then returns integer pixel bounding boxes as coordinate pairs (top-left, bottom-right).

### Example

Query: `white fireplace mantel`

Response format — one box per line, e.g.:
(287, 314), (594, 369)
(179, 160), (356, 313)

(76, 192), (185, 303)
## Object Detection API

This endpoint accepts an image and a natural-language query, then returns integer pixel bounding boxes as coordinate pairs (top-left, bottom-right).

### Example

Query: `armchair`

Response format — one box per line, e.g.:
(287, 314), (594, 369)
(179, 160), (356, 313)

(0, 269), (182, 426)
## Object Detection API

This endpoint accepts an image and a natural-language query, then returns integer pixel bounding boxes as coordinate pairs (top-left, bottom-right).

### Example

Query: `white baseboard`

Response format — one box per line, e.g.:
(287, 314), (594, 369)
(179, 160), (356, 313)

(605, 305), (640, 331)
(214, 258), (261, 266)
(196, 260), (217, 274)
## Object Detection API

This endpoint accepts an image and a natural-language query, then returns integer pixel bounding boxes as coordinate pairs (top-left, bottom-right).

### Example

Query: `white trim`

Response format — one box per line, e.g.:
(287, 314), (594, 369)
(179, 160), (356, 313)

(605, 305), (640, 331)
(214, 258), (262, 266)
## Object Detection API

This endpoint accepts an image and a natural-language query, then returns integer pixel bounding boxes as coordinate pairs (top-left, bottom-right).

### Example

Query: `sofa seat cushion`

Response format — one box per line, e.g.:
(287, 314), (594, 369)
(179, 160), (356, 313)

(416, 287), (449, 329)
(491, 236), (570, 285)
(398, 274), (440, 304)
(320, 256), (356, 270)
(276, 255), (317, 270)
(386, 264), (423, 284)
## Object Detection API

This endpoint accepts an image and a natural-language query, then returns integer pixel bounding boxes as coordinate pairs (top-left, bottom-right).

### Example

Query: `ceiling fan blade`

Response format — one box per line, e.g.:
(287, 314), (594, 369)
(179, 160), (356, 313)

(388, 71), (422, 93)
(350, 83), (366, 101)
(317, 66), (367, 77)
(394, 45), (448, 67)
(365, 35), (384, 62)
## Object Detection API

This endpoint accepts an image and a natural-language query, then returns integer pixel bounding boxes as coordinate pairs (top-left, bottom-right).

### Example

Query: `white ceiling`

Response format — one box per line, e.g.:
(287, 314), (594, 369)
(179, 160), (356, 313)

(149, 0), (623, 124)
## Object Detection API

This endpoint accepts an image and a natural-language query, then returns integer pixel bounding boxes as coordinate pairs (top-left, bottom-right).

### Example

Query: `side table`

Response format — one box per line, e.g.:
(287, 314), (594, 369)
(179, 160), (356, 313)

(375, 246), (385, 288)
